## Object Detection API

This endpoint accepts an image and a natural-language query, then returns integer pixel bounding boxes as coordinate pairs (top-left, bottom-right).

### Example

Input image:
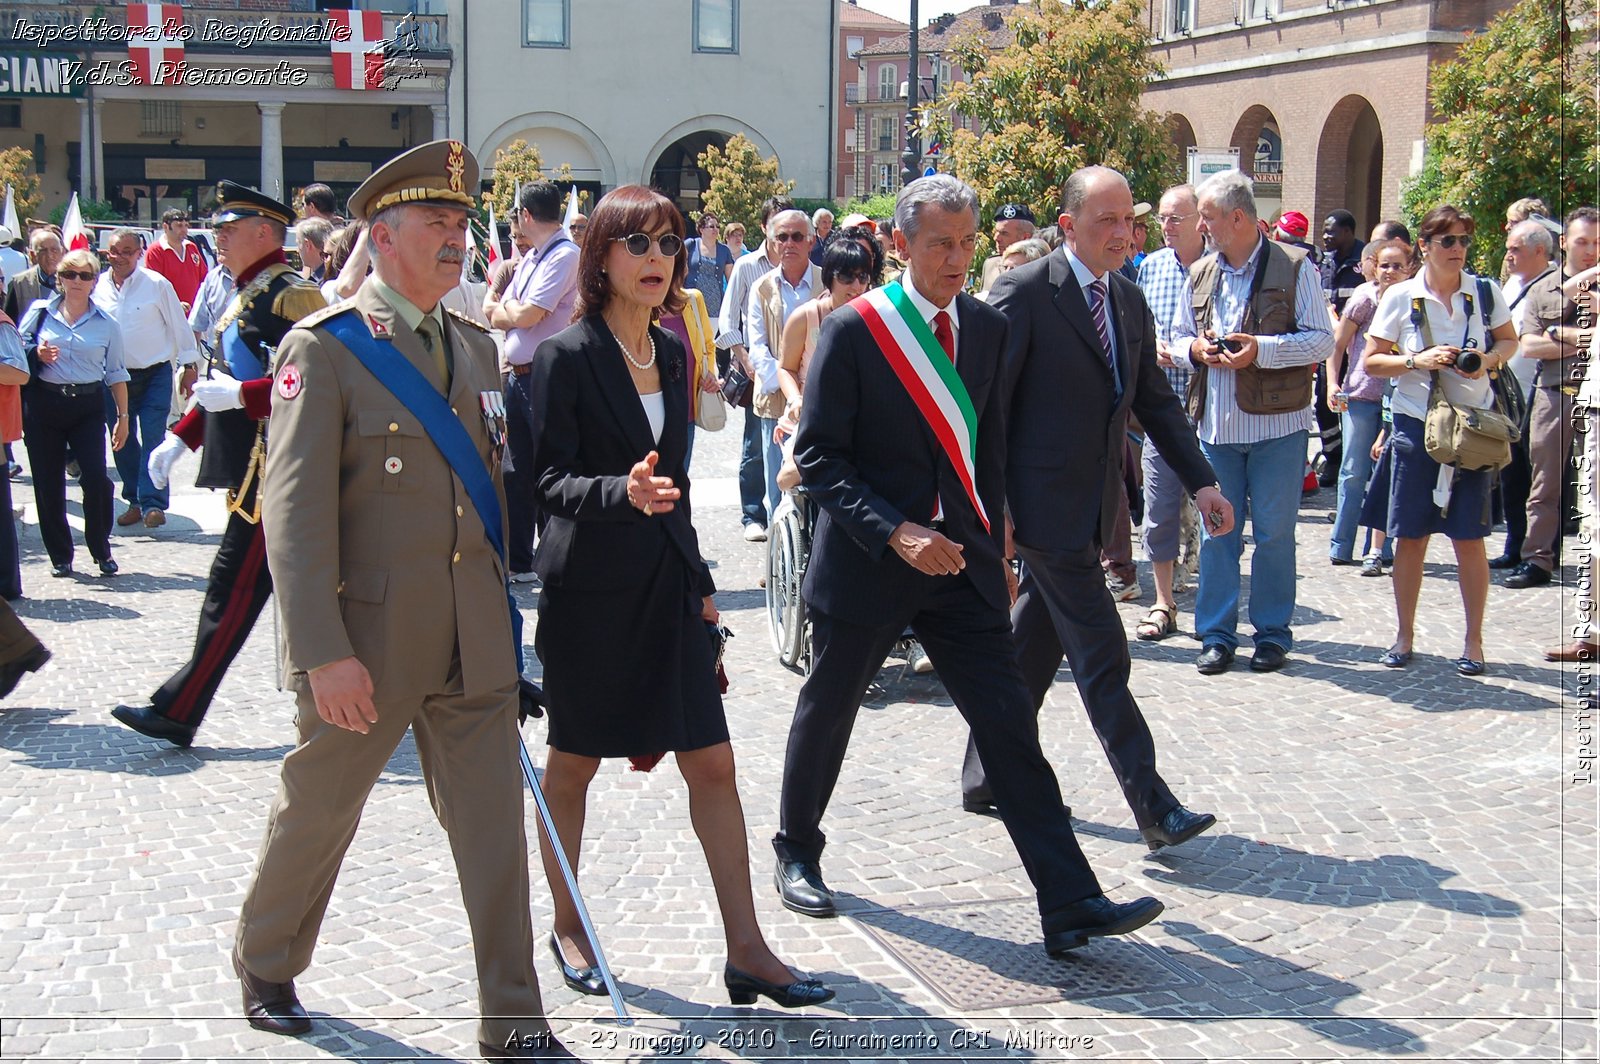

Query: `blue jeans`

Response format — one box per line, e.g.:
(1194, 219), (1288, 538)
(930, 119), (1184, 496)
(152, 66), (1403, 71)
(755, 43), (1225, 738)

(758, 415), (782, 524)
(738, 408), (766, 528)
(1196, 431), (1307, 652)
(107, 363), (172, 512)
(1329, 399), (1383, 561)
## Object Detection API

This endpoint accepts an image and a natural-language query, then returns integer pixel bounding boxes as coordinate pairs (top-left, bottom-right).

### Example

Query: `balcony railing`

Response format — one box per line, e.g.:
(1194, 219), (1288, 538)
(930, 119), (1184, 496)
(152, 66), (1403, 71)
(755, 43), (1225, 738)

(1, 3), (447, 52)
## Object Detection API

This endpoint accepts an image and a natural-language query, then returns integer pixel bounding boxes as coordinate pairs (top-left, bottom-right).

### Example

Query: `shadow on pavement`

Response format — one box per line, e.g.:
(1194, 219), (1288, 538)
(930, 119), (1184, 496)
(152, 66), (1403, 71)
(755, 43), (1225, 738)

(0, 713), (290, 773)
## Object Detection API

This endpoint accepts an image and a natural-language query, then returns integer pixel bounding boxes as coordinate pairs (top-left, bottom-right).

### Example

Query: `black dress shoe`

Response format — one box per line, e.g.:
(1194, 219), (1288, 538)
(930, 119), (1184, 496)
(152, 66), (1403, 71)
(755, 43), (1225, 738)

(1504, 562), (1552, 588)
(1487, 553), (1520, 570)
(547, 933), (605, 996)
(233, 950), (311, 1036)
(963, 796), (1071, 819)
(480, 1030), (577, 1060)
(112, 704), (197, 748)
(1195, 644), (1234, 675)
(1249, 642), (1288, 672)
(1456, 657), (1486, 677)
(1042, 894), (1165, 955)
(1379, 647), (1412, 669)
(0, 645), (51, 699)
(49, 564), (72, 578)
(775, 859), (836, 918)
(1141, 806), (1217, 852)
(96, 558), (119, 577)
(724, 963), (835, 1008)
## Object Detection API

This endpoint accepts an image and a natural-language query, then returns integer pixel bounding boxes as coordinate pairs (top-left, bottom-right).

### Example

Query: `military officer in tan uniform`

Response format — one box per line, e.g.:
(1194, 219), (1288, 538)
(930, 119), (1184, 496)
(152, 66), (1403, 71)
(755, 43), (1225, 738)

(233, 141), (573, 1062)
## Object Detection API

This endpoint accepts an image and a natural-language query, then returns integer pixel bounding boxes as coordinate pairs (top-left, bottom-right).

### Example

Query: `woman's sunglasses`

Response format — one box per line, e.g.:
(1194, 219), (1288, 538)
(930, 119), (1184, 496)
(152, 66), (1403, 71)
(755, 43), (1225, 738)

(834, 270), (872, 285)
(56, 270), (97, 281)
(612, 232), (683, 257)
(1429, 234), (1472, 250)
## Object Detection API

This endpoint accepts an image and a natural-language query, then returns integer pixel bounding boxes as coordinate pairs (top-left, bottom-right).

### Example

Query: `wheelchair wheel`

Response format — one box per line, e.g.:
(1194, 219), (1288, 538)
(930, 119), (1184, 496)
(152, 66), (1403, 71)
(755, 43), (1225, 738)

(766, 501), (808, 667)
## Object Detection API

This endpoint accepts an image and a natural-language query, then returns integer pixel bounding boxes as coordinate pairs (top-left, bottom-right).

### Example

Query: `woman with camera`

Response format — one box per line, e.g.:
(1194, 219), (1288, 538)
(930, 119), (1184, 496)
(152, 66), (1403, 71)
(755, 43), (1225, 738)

(16, 248), (128, 578)
(527, 185), (832, 1009)
(1362, 205), (1519, 674)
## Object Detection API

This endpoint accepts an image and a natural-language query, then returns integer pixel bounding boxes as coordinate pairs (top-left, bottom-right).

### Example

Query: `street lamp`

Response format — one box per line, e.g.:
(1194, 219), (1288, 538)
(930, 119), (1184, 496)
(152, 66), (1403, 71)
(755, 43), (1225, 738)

(900, 0), (920, 188)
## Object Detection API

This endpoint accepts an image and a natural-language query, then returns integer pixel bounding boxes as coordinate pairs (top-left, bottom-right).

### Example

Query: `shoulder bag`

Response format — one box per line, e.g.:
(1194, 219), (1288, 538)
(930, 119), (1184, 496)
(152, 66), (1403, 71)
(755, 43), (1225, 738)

(1414, 287), (1517, 472)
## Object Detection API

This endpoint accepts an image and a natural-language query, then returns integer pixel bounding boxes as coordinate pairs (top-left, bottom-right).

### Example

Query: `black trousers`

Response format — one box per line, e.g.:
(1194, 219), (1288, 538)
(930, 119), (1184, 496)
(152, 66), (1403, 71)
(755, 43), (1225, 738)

(774, 573), (1100, 915)
(962, 545), (1179, 829)
(151, 501), (273, 727)
(502, 370), (538, 574)
(1496, 424), (1533, 560)
(1314, 365), (1343, 473)
(0, 467), (21, 600)
(23, 386), (114, 569)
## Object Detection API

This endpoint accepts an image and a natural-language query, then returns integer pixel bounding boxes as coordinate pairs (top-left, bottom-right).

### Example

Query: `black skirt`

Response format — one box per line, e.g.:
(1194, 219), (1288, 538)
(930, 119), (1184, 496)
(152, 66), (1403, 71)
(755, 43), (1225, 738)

(535, 545), (728, 759)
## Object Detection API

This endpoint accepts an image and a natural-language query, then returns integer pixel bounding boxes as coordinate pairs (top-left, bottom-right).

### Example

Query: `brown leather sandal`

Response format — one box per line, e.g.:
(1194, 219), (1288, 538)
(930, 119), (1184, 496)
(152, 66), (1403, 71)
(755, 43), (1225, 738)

(1135, 604), (1177, 641)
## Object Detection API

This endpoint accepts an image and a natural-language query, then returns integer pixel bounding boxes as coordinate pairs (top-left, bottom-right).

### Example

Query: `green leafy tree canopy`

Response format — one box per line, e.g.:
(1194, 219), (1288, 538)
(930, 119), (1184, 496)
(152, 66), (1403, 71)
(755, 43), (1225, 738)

(938, 0), (1179, 231)
(483, 138), (578, 216)
(1400, 0), (1598, 274)
(698, 134), (794, 235)
(0, 148), (42, 224)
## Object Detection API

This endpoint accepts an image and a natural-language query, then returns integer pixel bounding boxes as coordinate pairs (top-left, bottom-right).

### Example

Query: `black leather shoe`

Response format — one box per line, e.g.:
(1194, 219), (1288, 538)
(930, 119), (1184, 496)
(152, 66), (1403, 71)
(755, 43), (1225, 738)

(963, 796), (1071, 819)
(1042, 894), (1164, 955)
(1488, 553), (1520, 570)
(1504, 562), (1552, 588)
(1249, 643), (1288, 672)
(49, 564), (72, 578)
(1379, 647), (1412, 669)
(1141, 806), (1217, 852)
(547, 933), (605, 996)
(233, 950), (311, 1036)
(96, 558), (119, 577)
(775, 859), (836, 918)
(1456, 657), (1486, 677)
(724, 963), (835, 1008)
(0, 645), (51, 699)
(480, 1030), (577, 1060)
(1195, 644), (1234, 675)
(112, 704), (197, 748)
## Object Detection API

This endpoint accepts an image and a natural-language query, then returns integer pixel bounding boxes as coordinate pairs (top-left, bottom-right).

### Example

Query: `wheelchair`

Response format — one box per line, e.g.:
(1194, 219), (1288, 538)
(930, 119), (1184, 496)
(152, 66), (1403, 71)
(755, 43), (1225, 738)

(765, 491), (814, 672)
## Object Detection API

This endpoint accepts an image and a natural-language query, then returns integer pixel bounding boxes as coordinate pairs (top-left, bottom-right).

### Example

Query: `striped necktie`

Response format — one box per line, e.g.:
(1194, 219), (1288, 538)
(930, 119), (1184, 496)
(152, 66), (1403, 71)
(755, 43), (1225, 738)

(1088, 278), (1115, 373)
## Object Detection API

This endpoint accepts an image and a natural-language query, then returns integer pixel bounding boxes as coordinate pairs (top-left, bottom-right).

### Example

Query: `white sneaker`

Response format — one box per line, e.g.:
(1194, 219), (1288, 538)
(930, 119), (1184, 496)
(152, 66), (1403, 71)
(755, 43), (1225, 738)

(908, 640), (935, 675)
(509, 571), (541, 585)
(1106, 574), (1141, 602)
(743, 524), (768, 543)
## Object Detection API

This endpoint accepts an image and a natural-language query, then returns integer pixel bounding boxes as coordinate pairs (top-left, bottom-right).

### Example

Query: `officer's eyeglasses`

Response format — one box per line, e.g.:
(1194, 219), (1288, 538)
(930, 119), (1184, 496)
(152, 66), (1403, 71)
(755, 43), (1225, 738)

(1158, 213), (1193, 226)
(1429, 234), (1472, 250)
(613, 233), (683, 257)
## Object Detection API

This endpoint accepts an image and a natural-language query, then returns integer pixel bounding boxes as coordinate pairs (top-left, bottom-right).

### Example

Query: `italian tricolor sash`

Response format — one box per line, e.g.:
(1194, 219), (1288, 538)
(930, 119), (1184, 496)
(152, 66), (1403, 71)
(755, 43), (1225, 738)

(855, 282), (989, 532)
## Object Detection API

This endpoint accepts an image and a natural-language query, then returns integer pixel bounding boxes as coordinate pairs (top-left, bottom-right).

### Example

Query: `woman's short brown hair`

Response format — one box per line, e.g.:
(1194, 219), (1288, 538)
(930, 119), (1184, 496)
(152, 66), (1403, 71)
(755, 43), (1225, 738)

(574, 185), (687, 320)
(57, 248), (101, 276)
(1418, 205), (1475, 246)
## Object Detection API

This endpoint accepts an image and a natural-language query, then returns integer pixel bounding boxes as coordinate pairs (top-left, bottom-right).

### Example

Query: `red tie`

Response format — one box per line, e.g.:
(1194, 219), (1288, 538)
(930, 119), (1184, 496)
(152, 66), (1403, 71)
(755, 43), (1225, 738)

(933, 310), (955, 362)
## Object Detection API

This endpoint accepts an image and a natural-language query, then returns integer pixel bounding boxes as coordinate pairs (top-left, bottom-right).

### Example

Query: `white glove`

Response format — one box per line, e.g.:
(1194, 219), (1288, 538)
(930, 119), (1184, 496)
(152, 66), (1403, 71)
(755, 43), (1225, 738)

(147, 432), (188, 491)
(192, 378), (245, 412)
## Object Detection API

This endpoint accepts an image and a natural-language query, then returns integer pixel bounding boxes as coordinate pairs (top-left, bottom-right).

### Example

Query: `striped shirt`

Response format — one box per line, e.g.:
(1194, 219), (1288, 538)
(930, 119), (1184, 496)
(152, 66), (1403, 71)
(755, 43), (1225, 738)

(1170, 238), (1334, 445)
(715, 249), (776, 350)
(1135, 247), (1192, 397)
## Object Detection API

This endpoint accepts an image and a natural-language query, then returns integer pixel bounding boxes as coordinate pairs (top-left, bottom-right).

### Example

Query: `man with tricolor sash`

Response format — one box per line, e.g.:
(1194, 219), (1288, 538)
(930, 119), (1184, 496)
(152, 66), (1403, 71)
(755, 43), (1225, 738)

(772, 174), (1167, 955)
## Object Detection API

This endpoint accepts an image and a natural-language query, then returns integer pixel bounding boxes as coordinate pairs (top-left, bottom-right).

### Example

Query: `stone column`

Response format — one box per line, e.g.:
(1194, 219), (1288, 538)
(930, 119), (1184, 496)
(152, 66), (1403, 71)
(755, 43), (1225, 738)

(431, 103), (449, 141)
(90, 97), (105, 204)
(258, 102), (285, 198)
(77, 99), (92, 201)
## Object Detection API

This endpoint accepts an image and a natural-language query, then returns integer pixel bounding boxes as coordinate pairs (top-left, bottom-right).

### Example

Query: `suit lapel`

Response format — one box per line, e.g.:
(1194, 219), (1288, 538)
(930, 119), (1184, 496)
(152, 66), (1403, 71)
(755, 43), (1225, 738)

(952, 293), (990, 406)
(1048, 251), (1110, 372)
(353, 284), (443, 392)
(583, 316), (657, 457)
(654, 323), (688, 465)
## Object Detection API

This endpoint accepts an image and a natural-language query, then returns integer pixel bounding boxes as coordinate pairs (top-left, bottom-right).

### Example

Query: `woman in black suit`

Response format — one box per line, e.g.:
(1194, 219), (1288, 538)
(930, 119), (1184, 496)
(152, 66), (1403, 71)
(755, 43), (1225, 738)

(527, 185), (831, 1009)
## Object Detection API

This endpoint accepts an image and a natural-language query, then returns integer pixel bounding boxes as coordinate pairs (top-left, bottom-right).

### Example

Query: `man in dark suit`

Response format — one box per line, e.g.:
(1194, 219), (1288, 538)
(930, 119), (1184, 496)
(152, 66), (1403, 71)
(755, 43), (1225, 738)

(773, 174), (1164, 956)
(960, 166), (1234, 853)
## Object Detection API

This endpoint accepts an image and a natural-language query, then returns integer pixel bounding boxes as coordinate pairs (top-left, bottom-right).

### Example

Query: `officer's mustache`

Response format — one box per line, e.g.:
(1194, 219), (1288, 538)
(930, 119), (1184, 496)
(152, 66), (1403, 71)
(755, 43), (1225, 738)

(436, 246), (465, 264)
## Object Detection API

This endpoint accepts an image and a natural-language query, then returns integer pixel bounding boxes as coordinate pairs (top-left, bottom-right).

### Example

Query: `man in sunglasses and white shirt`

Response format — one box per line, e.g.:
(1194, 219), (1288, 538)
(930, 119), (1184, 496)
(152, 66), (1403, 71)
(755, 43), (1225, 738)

(746, 210), (819, 525)
(487, 180), (579, 583)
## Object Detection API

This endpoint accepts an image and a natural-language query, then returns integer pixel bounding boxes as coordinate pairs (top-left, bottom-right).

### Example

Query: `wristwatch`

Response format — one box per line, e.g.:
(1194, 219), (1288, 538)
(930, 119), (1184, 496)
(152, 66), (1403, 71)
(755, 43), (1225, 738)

(1404, 354), (1415, 370)
(1545, 325), (1561, 342)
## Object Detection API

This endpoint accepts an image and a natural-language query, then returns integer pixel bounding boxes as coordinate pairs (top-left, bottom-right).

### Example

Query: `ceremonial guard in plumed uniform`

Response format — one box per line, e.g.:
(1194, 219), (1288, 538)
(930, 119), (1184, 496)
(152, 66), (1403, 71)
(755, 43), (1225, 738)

(230, 141), (570, 1061)
(111, 182), (326, 747)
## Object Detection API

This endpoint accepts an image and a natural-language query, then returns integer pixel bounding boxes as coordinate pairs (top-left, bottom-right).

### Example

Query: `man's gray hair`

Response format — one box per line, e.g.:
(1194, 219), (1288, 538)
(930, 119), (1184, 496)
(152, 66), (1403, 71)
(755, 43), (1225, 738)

(1509, 219), (1556, 257)
(295, 216), (333, 251)
(1161, 182), (1198, 208)
(812, 207), (834, 226)
(1195, 169), (1257, 222)
(894, 174), (979, 242)
(768, 209), (812, 234)
(1061, 165), (1129, 216)
(367, 204), (411, 244)
(1003, 237), (1051, 263)
(108, 227), (144, 248)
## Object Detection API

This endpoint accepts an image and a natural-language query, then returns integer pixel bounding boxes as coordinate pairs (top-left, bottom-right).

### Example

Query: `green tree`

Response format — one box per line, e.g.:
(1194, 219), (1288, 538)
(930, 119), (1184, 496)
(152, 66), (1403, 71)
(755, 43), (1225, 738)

(698, 134), (794, 235)
(938, 0), (1179, 231)
(0, 147), (42, 223)
(1400, 0), (1598, 274)
(483, 138), (578, 216)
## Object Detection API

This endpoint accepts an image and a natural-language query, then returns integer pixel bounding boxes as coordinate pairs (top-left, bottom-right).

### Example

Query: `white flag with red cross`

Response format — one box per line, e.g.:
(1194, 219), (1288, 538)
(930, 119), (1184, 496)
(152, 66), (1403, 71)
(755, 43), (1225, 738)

(127, 4), (185, 86)
(328, 10), (387, 91)
(62, 194), (89, 252)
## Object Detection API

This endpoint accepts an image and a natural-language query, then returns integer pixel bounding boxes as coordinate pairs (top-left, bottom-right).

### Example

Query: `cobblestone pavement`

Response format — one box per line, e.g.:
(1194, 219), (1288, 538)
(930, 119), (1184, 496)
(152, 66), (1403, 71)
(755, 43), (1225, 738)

(0, 410), (1595, 1063)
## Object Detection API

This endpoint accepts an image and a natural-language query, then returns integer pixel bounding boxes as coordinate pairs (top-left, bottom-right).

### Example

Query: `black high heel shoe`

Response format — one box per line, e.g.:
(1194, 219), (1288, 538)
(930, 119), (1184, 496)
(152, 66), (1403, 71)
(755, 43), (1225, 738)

(548, 933), (605, 996)
(723, 963), (834, 1008)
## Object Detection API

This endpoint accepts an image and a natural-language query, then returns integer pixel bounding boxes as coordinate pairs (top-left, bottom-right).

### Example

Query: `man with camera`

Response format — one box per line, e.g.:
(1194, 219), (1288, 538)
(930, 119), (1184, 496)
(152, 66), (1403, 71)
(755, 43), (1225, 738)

(1170, 170), (1334, 675)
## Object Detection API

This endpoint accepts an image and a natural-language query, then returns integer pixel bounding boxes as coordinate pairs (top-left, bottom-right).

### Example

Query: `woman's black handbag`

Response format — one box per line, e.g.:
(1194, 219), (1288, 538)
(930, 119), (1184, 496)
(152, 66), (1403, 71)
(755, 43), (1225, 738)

(720, 363), (754, 409)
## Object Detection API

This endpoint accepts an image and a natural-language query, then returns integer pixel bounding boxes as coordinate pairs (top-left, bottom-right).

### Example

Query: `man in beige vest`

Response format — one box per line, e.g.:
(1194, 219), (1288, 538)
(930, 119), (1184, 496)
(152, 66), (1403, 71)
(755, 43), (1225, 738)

(233, 140), (573, 1061)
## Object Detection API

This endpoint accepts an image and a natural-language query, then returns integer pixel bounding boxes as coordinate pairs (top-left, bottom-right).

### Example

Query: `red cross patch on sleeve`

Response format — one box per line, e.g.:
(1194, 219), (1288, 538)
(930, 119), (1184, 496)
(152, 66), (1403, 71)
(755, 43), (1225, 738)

(277, 364), (303, 400)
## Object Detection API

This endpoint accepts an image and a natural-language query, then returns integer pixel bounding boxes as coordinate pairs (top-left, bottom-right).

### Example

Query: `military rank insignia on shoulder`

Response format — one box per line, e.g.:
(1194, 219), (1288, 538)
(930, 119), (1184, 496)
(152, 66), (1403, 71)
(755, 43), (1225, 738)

(445, 307), (490, 333)
(294, 301), (355, 333)
(273, 279), (331, 326)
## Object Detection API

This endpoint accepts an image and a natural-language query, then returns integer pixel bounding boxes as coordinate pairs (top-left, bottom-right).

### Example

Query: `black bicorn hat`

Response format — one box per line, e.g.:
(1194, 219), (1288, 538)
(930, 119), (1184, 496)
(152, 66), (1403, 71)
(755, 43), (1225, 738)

(211, 181), (296, 227)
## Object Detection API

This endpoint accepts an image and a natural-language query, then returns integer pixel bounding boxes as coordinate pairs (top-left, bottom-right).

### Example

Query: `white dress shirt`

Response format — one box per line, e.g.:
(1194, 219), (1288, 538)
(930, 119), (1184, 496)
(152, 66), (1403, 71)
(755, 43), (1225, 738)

(93, 266), (198, 371)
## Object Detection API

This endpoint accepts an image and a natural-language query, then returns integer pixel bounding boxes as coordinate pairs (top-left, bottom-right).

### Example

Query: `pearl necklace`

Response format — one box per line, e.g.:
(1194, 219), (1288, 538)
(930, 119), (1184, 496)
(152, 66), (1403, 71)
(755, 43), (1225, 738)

(612, 327), (657, 371)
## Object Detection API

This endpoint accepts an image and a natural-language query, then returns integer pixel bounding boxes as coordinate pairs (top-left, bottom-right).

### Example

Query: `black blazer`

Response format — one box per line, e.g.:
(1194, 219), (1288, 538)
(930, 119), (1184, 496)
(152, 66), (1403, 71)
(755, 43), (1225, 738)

(794, 292), (1009, 626)
(527, 315), (714, 596)
(994, 248), (1215, 553)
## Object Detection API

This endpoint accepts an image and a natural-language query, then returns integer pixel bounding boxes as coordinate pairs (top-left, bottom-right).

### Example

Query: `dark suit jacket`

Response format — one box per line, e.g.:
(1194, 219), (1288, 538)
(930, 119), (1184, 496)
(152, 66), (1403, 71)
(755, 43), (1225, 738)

(994, 248), (1215, 553)
(794, 291), (1009, 626)
(528, 314), (714, 597)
